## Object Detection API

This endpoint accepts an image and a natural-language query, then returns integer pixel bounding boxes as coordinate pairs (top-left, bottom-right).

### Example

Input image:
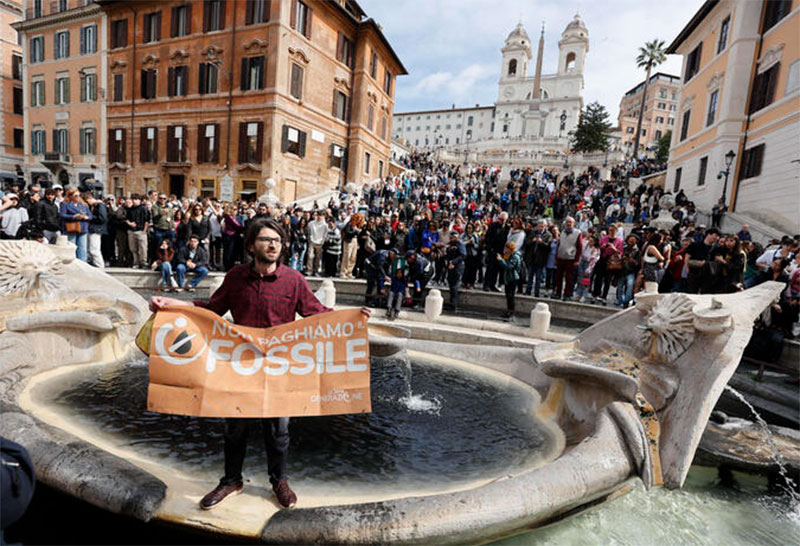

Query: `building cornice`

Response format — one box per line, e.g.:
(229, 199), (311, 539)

(12, 3), (102, 32)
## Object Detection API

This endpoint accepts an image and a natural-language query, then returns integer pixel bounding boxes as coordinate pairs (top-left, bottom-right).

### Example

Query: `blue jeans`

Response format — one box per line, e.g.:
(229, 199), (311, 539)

(526, 264), (545, 296)
(159, 261), (173, 286)
(617, 272), (636, 307)
(176, 264), (209, 288)
(68, 232), (88, 262)
(290, 244), (307, 272)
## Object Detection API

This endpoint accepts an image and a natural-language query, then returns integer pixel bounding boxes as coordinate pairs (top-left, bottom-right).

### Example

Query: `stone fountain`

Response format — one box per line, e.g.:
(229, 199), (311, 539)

(0, 239), (786, 543)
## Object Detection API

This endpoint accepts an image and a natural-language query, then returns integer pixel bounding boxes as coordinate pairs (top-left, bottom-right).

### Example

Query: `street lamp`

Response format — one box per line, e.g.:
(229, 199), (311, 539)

(718, 149), (736, 204)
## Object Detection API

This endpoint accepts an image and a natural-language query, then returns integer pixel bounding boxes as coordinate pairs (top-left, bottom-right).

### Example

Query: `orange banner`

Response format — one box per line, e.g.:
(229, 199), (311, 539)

(145, 307), (371, 418)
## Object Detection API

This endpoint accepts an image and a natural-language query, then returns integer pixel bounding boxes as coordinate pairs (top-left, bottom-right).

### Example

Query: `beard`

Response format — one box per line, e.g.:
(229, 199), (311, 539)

(254, 251), (278, 265)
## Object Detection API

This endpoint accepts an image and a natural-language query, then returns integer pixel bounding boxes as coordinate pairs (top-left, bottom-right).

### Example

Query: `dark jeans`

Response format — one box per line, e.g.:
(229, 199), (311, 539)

(447, 268), (463, 307)
(591, 259), (613, 299)
(223, 233), (240, 271)
(526, 263), (545, 296)
(505, 279), (517, 313)
(483, 255), (501, 289)
(220, 417), (290, 487)
(554, 258), (576, 298)
(365, 269), (386, 305)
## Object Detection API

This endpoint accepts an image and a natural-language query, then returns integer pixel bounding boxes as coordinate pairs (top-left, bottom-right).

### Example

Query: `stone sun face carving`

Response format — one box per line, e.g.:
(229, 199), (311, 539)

(0, 241), (65, 299)
(639, 294), (695, 362)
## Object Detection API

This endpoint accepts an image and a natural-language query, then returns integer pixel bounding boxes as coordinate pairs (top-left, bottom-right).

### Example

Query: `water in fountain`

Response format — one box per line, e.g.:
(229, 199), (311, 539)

(35, 354), (559, 494)
(724, 385), (800, 513)
(396, 352), (442, 414)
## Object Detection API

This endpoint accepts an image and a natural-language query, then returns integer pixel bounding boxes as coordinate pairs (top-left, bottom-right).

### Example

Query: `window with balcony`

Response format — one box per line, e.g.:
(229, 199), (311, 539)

(336, 32), (354, 68)
(203, 0), (225, 32)
(79, 127), (96, 155)
(238, 121), (263, 164)
(140, 127), (158, 163)
(333, 90), (350, 121)
(240, 56), (264, 90)
(199, 63), (218, 94)
(53, 127), (68, 154)
(290, 63), (303, 99)
(198, 123), (219, 163)
(55, 76), (69, 104)
(141, 69), (157, 99)
(80, 72), (96, 102)
(281, 125), (306, 156)
(171, 4), (191, 37)
(291, 0), (312, 38)
(167, 125), (187, 162)
(168, 66), (188, 96)
(12, 55), (22, 79)
(143, 12), (162, 43)
(111, 19), (127, 48)
(54, 31), (69, 59)
(80, 25), (97, 54)
(109, 128), (126, 163)
(245, 0), (269, 25)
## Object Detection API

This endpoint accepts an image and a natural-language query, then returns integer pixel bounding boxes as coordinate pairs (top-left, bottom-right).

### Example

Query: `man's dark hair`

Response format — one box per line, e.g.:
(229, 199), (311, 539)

(705, 227), (720, 237)
(244, 217), (287, 259)
(44, 188), (55, 197)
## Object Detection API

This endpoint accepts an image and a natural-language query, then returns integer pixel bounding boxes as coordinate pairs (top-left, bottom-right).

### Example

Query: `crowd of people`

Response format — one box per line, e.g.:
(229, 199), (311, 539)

(1, 151), (797, 342)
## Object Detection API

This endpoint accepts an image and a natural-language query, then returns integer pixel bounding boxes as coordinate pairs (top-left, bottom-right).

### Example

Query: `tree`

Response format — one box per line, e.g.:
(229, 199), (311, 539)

(655, 130), (672, 162)
(632, 39), (667, 157)
(570, 101), (611, 153)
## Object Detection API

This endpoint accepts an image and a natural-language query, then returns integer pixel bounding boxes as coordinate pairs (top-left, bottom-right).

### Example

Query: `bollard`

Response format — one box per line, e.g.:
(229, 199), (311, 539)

(425, 289), (443, 322)
(530, 302), (551, 338)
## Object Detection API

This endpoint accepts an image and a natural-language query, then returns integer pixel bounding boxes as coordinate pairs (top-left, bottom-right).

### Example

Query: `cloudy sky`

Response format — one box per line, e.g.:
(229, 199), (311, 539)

(359, 0), (702, 123)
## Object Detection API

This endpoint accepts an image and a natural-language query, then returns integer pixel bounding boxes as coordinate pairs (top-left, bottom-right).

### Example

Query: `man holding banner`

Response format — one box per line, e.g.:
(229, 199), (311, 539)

(149, 218), (371, 510)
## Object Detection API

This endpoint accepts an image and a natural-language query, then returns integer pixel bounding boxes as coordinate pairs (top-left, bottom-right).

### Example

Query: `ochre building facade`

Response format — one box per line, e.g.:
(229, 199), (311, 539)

(666, 0), (799, 234)
(16, 0), (405, 202)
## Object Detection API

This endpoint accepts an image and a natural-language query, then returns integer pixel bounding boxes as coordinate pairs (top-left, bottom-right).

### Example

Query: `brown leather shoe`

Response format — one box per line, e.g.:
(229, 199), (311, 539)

(199, 482), (243, 510)
(272, 478), (297, 509)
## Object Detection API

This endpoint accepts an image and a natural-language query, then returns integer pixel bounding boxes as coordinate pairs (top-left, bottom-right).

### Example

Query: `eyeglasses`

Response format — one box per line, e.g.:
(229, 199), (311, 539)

(255, 236), (281, 245)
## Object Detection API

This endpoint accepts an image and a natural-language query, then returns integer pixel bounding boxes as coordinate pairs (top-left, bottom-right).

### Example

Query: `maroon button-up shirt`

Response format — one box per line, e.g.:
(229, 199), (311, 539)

(194, 262), (331, 328)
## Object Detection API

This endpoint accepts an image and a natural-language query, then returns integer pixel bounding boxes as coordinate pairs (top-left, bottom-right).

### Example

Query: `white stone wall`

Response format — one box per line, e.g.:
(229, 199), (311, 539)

(734, 119), (800, 234)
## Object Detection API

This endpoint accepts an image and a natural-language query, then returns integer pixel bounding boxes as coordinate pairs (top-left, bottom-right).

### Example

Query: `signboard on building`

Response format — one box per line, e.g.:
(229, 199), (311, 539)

(219, 174), (234, 201)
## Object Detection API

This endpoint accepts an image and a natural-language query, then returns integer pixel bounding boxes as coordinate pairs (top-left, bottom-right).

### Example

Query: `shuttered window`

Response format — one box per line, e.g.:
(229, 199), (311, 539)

(109, 129), (126, 163)
(199, 63), (219, 94)
(203, 0), (225, 32)
(167, 125), (187, 162)
(281, 125), (306, 157)
(141, 69), (157, 99)
(245, 0), (269, 25)
(290, 0), (312, 38)
(240, 56), (265, 91)
(171, 4), (191, 37)
(238, 121), (263, 164)
(80, 25), (97, 54)
(197, 123), (220, 163)
(111, 19), (127, 49)
(140, 127), (158, 163)
(168, 66), (188, 97)
(290, 63), (303, 99)
(143, 12), (162, 43)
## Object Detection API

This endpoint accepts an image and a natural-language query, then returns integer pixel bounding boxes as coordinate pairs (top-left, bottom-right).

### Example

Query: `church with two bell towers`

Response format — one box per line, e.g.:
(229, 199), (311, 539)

(493, 14), (589, 144)
(392, 14), (589, 154)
